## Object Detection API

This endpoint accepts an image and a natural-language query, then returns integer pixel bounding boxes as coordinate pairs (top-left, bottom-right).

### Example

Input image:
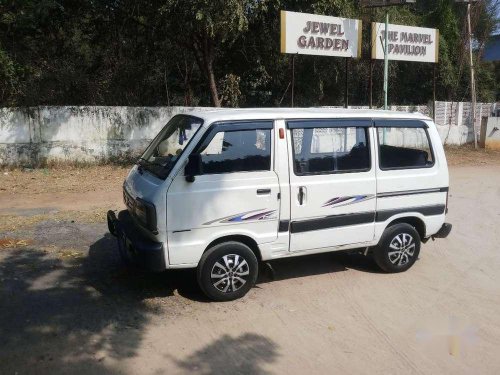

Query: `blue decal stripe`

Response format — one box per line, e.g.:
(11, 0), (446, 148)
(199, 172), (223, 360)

(203, 209), (277, 225)
(323, 195), (375, 208)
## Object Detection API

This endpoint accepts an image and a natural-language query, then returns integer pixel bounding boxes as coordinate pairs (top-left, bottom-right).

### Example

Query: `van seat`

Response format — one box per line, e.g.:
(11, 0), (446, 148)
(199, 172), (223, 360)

(379, 145), (428, 168)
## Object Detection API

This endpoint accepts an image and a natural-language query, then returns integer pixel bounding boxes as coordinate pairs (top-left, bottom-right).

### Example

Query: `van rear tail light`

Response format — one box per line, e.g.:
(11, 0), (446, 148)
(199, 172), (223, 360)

(445, 190), (449, 214)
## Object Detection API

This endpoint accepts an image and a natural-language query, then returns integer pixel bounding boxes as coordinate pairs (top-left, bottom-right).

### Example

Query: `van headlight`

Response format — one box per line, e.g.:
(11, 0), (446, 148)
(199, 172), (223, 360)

(134, 198), (158, 233)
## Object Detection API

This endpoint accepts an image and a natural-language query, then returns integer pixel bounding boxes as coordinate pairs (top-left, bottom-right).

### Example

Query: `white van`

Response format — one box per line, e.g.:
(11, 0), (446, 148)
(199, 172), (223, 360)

(108, 108), (452, 301)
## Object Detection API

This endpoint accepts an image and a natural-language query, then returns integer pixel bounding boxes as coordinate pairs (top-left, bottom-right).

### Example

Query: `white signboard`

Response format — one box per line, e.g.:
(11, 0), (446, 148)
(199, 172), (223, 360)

(280, 10), (362, 58)
(372, 22), (439, 63)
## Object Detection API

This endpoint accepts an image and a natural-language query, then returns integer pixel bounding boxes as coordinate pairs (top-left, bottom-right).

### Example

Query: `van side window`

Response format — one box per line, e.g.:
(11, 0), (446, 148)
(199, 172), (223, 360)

(291, 127), (370, 175)
(377, 127), (434, 169)
(197, 129), (271, 174)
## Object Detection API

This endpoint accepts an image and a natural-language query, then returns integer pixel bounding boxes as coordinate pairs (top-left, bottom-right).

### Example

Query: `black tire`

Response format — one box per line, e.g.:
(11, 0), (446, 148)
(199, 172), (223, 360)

(197, 241), (258, 301)
(373, 223), (421, 273)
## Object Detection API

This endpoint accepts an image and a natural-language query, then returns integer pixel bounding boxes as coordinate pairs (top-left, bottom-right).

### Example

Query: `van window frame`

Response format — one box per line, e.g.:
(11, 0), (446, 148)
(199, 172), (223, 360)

(375, 119), (436, 171)
(191, 120), (274, 176)
(137, 114), (205, 180)
(287, 119), (373, 176)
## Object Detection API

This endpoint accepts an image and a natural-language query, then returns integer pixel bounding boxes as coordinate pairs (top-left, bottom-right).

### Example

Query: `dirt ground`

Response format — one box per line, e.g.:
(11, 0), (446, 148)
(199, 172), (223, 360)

(1, 149), (500, 374)
(444, 144), (500, 166)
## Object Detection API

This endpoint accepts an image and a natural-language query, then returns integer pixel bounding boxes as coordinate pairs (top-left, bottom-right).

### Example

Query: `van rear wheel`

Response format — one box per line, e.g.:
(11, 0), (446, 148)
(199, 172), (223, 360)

(197, 241), (258, 301)
(374, 223), (421, 273)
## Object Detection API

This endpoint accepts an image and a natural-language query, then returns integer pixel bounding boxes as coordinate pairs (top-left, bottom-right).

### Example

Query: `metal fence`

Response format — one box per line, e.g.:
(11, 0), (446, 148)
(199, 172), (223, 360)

(434, 101), (495, 128)
(344, 101), (498, 145)
(434, 101), (497, 144)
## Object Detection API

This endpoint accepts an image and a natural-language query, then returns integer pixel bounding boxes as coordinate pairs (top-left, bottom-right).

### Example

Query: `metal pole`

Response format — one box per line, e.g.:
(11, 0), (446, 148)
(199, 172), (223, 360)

(466, 3), (478, 149)
(433, 63), (437, 121)
(345, 58), (349, 109)
(369, 60), (373, 109)
(291, 54), (295, 108)
(369, 8), (373, 109)
(383, 11), (389, 110)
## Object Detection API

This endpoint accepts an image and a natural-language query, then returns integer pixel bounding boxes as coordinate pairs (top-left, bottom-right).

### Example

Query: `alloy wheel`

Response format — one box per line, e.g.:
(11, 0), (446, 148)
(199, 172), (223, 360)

(388, 233), (416, 266)
(210, 254), (250, 293)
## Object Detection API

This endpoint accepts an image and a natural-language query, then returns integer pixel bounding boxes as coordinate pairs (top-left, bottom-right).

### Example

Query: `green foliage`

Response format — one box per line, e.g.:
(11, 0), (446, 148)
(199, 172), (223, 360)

(0, 0), (497, 107)
(0, 46), (20, 105)
(220, 73), (242, 107)
(162, 0), (252, 106)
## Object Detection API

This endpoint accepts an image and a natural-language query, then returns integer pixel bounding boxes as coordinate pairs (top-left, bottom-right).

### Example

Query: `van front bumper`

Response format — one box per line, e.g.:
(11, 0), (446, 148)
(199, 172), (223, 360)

(107, 210), (166, 272)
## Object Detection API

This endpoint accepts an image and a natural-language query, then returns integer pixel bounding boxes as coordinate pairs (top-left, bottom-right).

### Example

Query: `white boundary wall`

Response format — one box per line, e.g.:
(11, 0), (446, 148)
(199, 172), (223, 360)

(349, 102), (496, 145)
(0, 104), (496, 166)
(434, 101), (496, 145)
(0, 107), (210, 166)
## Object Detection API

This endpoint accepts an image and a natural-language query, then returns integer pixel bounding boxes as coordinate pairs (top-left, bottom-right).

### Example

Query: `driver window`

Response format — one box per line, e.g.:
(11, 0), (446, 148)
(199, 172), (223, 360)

(201, 132), (225, 155)
(197, 128), (271, 174)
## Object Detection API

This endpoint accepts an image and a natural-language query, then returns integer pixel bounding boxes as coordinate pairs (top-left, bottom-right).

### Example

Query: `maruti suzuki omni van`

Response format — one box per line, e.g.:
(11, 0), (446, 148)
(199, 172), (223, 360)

(108, 108), (452, 301)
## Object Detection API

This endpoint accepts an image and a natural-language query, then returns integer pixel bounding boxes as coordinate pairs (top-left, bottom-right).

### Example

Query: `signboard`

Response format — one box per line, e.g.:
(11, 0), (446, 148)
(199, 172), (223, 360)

(280, 10), (362, 58)
(372, 22), (439, 63)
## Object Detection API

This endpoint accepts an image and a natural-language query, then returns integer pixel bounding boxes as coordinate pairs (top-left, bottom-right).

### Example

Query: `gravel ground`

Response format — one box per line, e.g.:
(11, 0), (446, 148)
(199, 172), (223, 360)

(0, 156), (500, 374)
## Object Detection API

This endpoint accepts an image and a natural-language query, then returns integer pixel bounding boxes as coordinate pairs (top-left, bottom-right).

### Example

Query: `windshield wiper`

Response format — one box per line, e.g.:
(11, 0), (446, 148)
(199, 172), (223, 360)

(137, 157), (150, 165)
(137, 157), (164, 168)
(137, 157), (174, 179)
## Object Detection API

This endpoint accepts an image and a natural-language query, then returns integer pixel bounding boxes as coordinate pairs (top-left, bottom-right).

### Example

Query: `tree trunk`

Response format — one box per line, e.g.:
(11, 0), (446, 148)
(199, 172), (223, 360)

(185, 79), (193, 107)
(206, 60), (221, 107)
(192, 34), (221, 107)
(178, 55), (194, 106)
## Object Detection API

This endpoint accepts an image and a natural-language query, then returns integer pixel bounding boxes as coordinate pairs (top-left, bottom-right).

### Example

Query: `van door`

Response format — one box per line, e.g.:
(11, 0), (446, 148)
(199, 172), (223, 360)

(287, 119), (376, 252)
(166, 121), (280, 265)
(374, 119), (447, 239)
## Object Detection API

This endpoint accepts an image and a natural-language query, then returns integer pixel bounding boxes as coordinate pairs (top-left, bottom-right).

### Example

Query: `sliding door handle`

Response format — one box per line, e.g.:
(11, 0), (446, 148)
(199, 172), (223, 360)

(257, 188), (271, 195)
(298, 187), (305, 205)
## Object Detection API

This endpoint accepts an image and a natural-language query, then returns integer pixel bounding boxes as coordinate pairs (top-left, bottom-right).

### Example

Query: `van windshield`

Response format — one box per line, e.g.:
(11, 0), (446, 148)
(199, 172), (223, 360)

(138, 115), (203, 179)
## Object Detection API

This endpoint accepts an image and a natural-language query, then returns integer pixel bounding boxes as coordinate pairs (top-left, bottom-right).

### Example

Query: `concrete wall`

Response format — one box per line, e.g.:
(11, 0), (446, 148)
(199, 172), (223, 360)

(344, 102), (496, 146)
(0, 104), (496, 167)
(434, 101), (497, 145)
(485, 116), (500, 150)
(0, 106), (209, 166)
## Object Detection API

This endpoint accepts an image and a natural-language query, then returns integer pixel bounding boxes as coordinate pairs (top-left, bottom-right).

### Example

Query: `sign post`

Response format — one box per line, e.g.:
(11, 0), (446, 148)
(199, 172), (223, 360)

(372, 22), (439, 110)
(361, 0), (417, 109)
(384, 12), (389, 109)
(280, 10), (362, 107)
(345, 58), (349, 107)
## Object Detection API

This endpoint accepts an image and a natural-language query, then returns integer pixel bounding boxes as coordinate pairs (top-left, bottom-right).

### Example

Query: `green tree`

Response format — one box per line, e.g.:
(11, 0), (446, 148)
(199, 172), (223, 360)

(163, 0), (251, 107)
(0, 0), (498, 108)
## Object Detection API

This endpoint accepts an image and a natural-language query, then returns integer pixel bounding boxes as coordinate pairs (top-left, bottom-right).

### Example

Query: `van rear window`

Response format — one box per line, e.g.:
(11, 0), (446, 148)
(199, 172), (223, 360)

(377, 127), (434, 169)
(291, 126), (370, 175)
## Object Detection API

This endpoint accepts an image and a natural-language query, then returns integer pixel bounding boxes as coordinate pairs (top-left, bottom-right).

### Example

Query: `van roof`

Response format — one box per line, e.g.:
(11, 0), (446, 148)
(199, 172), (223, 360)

(188, 107), (431, 125)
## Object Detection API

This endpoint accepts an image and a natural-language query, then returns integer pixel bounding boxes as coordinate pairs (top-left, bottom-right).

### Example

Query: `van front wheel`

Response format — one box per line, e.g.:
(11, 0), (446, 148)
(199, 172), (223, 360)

(197, 241), (258, 301)
(374, 223), (421, 273)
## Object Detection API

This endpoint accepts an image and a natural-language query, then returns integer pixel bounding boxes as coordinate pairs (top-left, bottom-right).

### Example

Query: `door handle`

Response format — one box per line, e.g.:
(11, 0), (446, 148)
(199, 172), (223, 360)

(298, 186), (305, 205)
(257, 188), (271, 195)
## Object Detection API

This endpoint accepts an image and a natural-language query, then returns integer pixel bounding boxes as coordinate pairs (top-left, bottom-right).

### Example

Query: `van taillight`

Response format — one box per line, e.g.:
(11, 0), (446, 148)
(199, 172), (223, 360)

(445, 190), (449, 214)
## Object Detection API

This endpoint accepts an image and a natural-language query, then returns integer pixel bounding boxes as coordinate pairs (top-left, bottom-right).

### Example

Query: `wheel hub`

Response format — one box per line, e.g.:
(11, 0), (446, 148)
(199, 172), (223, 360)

(210, 254), (250, 293)
(388, 233), (416, 266)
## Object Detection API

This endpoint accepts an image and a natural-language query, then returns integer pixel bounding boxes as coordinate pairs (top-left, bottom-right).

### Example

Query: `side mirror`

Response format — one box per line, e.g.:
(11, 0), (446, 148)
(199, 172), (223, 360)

(185, 153), (202, 182)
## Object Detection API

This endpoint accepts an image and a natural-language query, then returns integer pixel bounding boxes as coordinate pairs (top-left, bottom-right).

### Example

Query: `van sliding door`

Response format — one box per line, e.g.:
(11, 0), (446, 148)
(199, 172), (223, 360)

(287, 119), (376, 252)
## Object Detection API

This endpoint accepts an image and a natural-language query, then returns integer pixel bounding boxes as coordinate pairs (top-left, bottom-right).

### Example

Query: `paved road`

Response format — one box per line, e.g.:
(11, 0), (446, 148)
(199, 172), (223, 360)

(1, 166), (499, 374)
